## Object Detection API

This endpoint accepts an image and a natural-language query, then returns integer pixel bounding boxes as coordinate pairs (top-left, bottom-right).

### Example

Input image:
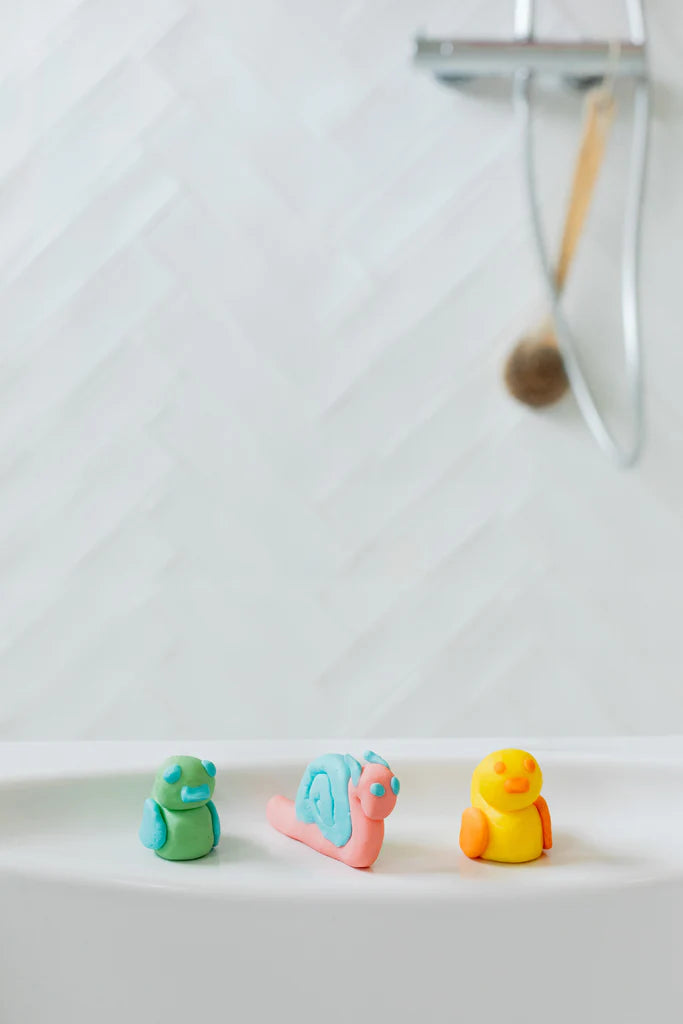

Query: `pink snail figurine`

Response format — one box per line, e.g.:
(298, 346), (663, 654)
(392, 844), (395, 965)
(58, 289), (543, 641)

(266, 750), (400, 869)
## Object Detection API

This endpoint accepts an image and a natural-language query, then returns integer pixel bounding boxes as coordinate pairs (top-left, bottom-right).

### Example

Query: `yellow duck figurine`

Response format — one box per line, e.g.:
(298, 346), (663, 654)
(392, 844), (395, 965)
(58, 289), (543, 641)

(460, 749), (552, 863)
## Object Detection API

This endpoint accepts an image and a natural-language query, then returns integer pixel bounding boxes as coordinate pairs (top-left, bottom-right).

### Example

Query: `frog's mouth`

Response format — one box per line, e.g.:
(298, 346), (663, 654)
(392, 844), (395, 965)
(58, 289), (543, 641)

(181, 784), (210, 804)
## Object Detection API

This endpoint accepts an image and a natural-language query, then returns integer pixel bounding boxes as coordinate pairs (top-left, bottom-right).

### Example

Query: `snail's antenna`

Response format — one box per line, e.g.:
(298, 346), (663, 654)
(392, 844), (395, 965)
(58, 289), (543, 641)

(344, 754), (362, 785)
(364, 751), (390, 769)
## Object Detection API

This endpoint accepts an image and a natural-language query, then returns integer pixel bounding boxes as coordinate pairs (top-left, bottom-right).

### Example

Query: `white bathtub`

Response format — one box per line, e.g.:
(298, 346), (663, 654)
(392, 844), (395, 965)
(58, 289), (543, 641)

(0, 739), (681, 1023)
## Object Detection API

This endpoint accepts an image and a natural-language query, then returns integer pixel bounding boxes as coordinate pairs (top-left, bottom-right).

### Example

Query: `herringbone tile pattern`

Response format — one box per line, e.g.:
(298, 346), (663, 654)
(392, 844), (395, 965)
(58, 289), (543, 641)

(1, 0), (682, 738)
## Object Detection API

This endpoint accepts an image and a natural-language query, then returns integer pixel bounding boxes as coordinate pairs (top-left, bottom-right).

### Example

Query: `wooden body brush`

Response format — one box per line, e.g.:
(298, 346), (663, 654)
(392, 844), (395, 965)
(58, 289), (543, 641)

(505, 87), (616, 407)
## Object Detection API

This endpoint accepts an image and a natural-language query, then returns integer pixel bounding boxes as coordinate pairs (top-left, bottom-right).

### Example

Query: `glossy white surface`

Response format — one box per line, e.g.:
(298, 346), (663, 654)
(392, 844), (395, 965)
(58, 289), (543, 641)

(1, 740), (682, 1022)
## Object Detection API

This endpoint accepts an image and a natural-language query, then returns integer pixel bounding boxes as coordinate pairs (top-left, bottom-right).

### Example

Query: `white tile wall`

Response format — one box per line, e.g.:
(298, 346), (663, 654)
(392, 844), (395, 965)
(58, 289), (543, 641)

(1, 0), (682, 739)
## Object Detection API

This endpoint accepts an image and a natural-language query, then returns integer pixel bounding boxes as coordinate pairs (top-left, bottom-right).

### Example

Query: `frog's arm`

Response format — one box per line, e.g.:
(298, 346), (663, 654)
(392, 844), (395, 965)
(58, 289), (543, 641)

(534, 796), (552, 850)
(139, 798), (167, 851)
(207, 800), (220, 848)
(459, 807), (489, 859)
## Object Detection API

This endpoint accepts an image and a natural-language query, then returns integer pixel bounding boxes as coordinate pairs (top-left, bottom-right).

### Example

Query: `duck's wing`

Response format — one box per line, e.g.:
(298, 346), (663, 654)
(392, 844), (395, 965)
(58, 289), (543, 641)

(139, 797), (167, 850)
(207, 799), (220, 848)
(534, 796), (553, 850)
(459, 807), (489, 859)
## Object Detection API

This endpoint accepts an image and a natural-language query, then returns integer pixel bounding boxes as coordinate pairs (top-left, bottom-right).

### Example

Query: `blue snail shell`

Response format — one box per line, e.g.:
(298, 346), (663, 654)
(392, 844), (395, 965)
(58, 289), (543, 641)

(294, 753), (362, 848)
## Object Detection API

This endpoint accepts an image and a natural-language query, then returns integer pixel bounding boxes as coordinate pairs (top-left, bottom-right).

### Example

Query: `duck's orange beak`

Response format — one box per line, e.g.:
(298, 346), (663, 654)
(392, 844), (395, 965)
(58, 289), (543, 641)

(504, 777), (530, 794)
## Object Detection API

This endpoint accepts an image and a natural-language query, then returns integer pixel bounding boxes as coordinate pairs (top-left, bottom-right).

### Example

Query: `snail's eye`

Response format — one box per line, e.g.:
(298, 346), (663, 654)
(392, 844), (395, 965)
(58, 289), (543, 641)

(163, 764), (182, 783)
(391, 777), (400, 795)
(202, 760), (216, 778)
(494, 761), (506, 775)
(523, 758), (536, 773)
(370, 783), (386, 797)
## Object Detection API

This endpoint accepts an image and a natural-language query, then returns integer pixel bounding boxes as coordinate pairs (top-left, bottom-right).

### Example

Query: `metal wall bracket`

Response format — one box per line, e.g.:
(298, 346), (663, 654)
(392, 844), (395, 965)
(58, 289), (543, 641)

(414, 38), (646, 86)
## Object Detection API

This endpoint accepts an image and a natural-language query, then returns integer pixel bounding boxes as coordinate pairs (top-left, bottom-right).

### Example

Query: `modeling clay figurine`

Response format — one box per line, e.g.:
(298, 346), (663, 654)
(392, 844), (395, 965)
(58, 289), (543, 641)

(139, 755), (220, 861)
(460, 748), (552, 863)
(266, 750), (400, 869)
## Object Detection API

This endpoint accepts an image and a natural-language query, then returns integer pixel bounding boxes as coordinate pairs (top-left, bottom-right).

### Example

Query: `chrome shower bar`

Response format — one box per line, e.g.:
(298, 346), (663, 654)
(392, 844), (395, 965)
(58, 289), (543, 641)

(413, 38), (647, 79)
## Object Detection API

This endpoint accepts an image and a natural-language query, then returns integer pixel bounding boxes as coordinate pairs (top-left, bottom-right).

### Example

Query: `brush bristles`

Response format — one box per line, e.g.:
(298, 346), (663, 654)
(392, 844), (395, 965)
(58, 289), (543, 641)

(504, 338), (569, 408)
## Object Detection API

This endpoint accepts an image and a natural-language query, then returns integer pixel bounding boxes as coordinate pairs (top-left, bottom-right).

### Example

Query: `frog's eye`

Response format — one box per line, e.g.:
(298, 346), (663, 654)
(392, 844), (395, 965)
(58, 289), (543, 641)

(391, 777), (400, 795)
(163, 764), (182, 784)
(523, 758), (536, 773)
(370, 782), (386, 797)
(202, 760), (216, 778)
(494, 761), (506, 775)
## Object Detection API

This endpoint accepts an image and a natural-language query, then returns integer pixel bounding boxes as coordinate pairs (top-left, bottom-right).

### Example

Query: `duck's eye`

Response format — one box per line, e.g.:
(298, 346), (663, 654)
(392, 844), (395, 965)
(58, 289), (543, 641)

(523, 758), (536, 773)
(202, 760), (216, 778)
(370, 783), (386, 797)
(494, 761), (506, 775)
(163, 764), (182, 784)
(391, 776), (400, 795)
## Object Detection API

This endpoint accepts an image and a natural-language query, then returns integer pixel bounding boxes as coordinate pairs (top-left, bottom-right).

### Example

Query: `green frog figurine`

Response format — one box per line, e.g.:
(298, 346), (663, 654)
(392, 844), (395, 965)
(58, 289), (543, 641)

(139, 755), (220, 860)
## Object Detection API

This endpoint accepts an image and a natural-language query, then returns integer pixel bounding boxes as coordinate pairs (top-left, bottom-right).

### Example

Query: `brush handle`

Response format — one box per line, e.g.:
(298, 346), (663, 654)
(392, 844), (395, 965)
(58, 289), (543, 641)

(555, 88), (615, 293)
